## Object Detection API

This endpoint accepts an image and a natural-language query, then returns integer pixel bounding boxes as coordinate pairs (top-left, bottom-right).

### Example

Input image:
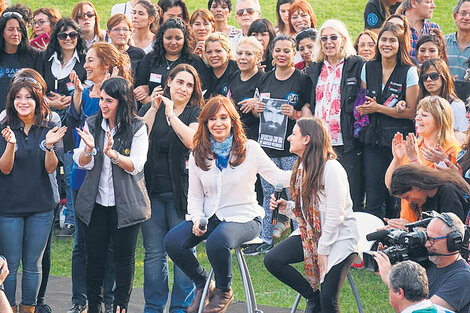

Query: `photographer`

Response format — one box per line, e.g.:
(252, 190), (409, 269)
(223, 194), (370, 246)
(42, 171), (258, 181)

(375, 213), (470, 313)
(0, 257), (13, 313)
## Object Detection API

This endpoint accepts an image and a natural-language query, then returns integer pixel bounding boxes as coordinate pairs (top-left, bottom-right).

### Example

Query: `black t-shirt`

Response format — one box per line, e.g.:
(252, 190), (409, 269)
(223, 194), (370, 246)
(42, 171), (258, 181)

(126, 45), (146, 78)
(0, 123), (56, 216)
(261, 54), (274, 73)
(135, 52), (210, 99)
(228, 70), (262, 141)
(0, 51), (39, 111)
(257, 69), (312, 158)
(364, 0), (400, 30)
(427, 259), (470, 313)
(421, 183), (469, 223)
(207, 59), (239, 98)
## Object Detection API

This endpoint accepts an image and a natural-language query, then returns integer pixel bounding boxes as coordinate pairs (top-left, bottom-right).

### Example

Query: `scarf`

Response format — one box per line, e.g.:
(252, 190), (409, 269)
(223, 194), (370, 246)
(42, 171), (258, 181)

(353, 86), (369, 138)
(291, 167), (322, 291)
(210, 133), (233, 170)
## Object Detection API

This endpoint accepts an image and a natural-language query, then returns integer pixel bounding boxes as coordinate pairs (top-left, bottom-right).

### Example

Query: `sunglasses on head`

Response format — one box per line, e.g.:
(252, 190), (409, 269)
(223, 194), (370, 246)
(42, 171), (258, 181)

(76, 12), (96, 19)
(57, 31), (79, 40)
(2, 12), (23, 19)
(12, 77), (41, 89)
(236, 8), (255, 16)
(421, 72), (440, 81)
(320, 35), (339, 42)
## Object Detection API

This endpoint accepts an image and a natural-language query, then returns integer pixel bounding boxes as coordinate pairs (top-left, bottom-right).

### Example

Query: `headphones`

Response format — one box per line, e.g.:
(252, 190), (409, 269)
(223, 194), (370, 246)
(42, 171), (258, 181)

(434, 213), (464, 252)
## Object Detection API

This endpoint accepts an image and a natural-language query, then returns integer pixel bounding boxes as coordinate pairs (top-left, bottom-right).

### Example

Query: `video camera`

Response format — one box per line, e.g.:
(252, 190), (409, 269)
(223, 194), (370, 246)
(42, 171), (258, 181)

(362, 212), (470, 272)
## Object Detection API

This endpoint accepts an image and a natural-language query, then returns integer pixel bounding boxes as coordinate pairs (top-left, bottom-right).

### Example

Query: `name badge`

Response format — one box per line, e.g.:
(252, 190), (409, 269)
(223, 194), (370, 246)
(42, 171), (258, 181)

(260, 93), (270, 99)
(150, 73), (162, 84)
(66, 82), (75, 92)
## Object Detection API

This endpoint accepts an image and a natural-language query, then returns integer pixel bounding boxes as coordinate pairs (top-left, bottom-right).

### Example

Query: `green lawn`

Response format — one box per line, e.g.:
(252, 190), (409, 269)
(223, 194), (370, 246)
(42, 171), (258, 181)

(14, 0), (456, 311)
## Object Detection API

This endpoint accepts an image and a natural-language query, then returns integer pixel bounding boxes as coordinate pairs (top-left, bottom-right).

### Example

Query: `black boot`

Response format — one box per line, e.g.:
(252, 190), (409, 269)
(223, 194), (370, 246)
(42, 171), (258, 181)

(305, 291), (321, 313)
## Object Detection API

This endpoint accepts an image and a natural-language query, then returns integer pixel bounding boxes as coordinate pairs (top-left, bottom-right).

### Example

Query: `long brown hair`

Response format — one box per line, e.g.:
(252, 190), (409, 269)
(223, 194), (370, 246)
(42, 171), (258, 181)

(193, 96), (246, 171)
(375, 23), (415, 68)
(419, 59), (460, 102)
(71, 1), (104, 41)
(290, 118), (336, 205)
(164, 64), (204, 107)
(89, 42), (133, 84)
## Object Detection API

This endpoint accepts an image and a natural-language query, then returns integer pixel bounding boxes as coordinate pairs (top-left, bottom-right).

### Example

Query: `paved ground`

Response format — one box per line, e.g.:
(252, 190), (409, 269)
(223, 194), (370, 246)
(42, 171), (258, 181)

(36, 275), (301, 313)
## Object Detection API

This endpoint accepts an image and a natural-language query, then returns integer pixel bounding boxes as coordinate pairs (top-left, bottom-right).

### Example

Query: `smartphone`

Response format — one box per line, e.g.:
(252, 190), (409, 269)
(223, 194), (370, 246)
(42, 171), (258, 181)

(30, 32), (50, 49)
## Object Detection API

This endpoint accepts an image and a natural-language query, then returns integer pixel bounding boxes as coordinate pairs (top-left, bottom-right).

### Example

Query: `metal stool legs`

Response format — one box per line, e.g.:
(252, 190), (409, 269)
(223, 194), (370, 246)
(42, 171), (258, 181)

(198, 247), (263, 313)
(290, 271), (363, 312)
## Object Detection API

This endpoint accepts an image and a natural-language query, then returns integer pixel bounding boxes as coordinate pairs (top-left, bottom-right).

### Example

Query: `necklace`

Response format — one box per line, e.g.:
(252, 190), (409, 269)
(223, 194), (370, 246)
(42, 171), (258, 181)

(165, 57), (178, 70)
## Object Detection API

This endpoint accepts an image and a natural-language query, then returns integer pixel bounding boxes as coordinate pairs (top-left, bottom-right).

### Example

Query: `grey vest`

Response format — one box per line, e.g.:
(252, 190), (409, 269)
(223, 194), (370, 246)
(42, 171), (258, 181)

(75, 114), (151, 228)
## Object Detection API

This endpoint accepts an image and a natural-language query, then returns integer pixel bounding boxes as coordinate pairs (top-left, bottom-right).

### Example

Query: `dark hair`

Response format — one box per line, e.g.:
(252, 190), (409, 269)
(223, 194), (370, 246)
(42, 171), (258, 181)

(4, 80), (50, 127)
(12, 68), (48, 96)
(0, 13), (31, 56)
(135, 0), (160, 34)
(276, 0), (293, 34)
(390, 164), (469, 197)
(248, 18), (276, 58)
(270, 34), (296, 58)
(157, 0), (190, 24)
(97, 77), (138, 138)
(193, 95), (246, 171)
(152, 18), (196, 66)
(416, 28), (448, 64)
(375, 23), (415, 68)
(384, 14), (412, 53)
(419, 59), (459, 102)
(71, 1), (104, 41)
(3, 4), (32, 27)
(164, 64), (204, 107)
(389, 261), (428, 302)
(31, 7), (61, 38)
(207, 0), (233, 12)
(291, 118), (336, 206)
(46, 18), (86, 63)
(295, 27), (317, 50)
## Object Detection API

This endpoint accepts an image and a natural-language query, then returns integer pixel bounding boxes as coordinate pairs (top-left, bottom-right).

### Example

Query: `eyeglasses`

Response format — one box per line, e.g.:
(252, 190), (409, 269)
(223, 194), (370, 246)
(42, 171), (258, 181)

(76, 12), (96, 19)
(420, 72), (440, 81)
(110, 27), (130, 33)
(426, 234), (447, 245)
(236, 8), (255, 16)
(458, 11), (470, 17)
(57, 31), (79, 40)
(320, 35), (339, 42)
(2, 12), (23, 19)
(33, 19), (49, 27)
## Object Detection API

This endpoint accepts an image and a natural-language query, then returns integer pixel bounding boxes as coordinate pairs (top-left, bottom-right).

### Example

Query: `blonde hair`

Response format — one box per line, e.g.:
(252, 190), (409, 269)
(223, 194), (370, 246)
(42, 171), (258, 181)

(237, 36), (263, 60)
(417, 96), (456, 145)
(312, 19), (356, 63)
(204, 31), (233, 63)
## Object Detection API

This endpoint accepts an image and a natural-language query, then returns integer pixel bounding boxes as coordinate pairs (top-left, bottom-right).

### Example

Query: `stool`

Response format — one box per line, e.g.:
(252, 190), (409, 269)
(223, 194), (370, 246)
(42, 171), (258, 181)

(198, 238), (264, 313)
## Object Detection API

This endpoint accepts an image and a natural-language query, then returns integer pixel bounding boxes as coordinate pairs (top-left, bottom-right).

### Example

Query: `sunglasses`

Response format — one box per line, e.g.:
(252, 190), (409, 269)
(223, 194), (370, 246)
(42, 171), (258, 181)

(236, 8), (255, 16)
(12, 77), (41, 89)
(421, 72), (440, 81)
(320, 35), (339, 42)
(2, 11), (23, 19)
(76, 12), (96, 19)
(57, 31), (79, 40)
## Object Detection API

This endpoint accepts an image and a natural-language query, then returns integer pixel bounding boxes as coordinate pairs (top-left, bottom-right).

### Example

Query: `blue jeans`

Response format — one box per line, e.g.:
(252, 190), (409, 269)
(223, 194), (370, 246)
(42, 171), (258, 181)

(141, 192), (195, 313)
(71, 190), (115, 306)
(63, 152), (75, 226)
(0, 210), (53, 306)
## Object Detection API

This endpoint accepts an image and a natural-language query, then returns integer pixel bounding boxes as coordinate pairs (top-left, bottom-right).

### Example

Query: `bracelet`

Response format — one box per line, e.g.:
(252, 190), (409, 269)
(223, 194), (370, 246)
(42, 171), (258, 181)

(83, 148), (96, 157)
(111, 152), (120, 165)
(409, 158), (418, 162)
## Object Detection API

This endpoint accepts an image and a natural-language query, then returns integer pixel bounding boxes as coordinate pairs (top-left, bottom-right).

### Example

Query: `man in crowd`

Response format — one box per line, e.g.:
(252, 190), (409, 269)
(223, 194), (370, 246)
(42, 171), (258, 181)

(230, 0), (261, 50)
(446, 0), (470, 80)
(402, 0), (440, 58)
(375, 213), (470, 313)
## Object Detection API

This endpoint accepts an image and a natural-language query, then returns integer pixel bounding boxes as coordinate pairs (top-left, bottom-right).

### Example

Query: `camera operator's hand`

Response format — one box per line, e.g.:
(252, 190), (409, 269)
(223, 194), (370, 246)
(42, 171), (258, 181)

(0, 256), (9, 284)
(383, 218), (410, 230)
(374, 251), (392, 287)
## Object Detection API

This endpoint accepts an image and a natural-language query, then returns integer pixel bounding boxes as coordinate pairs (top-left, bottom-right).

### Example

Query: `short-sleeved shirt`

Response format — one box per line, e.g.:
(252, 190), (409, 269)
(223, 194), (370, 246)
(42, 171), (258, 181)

(420, 183), (469, 223)
(207, 60), (239, 98)
(445, 32), (470, 81)
(364, 0), (401, 30)
(409, 20), (441, 59)
(0, 123), (56, 216)
(228, 70), (263, 141)
(361, 64), (419, 90)
(427, 259), (470, 313)
(257, 69), (312, 157)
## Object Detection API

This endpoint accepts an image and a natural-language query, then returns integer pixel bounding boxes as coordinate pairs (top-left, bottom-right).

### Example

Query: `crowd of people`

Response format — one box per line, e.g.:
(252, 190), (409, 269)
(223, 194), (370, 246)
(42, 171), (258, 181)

(0, 0), (470, 312)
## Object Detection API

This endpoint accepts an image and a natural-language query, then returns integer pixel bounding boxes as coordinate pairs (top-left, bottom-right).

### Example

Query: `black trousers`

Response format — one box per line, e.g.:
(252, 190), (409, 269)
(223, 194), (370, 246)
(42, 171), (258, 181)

(264, 235), (356, 313)
(84, 203), (140, 313)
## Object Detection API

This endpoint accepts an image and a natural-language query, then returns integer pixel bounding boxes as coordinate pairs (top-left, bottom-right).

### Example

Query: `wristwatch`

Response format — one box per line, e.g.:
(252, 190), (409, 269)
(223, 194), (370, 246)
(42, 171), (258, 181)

(111, 152), (120, 165)
(83, 148), (97, 157)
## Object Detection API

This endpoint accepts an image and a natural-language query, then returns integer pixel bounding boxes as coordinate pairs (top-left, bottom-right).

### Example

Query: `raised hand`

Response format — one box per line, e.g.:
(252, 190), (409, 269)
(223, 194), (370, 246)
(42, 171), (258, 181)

(281, 104), (295, 118)
(103, 131), (118, 160)
(421, 144), (447, 164)
(76, 127), (95, 152)
(194, 41), (205, 56)
(45, 126), (67, 148)
(69, 70), (84, 93)
(1, 126), (16, 144)
(404, 133), (419, 162)
(391, 132), (406, 161)
(134, 85), (150, 102)
(150, 86), (163, 110)
(161, 95), (175, 118)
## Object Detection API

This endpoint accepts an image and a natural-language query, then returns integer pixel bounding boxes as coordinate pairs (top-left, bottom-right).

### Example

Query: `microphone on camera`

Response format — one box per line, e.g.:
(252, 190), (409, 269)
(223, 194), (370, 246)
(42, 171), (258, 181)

(366, 229), (391, 242)
(199, 217), (208, 231)
(272, 183), (283, 226)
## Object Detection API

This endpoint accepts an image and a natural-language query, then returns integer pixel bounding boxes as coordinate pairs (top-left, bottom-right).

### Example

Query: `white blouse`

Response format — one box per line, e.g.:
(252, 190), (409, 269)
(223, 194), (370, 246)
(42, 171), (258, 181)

(186, 140), (291, 223)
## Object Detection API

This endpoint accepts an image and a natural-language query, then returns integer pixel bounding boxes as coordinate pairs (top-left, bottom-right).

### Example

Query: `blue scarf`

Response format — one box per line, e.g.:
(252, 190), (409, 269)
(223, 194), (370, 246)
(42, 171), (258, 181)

(210, 134), (233, 170)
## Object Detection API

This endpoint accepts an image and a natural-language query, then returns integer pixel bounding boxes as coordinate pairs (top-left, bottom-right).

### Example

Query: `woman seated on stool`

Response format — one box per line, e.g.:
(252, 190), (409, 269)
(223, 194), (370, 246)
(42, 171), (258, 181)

(164, 95), (291, 313)
(264, 117), (359, 313)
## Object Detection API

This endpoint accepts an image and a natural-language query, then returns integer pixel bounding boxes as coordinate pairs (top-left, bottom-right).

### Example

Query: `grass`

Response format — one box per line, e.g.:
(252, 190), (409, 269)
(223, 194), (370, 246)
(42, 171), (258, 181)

(12, 0), (454, 311)
(50, 229), (393, 312)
